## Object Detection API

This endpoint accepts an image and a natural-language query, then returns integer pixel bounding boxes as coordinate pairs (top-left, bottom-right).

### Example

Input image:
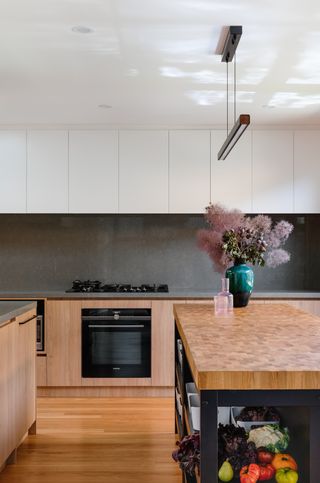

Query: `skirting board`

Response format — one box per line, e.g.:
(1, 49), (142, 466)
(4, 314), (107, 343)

(37, 387), (174, 397)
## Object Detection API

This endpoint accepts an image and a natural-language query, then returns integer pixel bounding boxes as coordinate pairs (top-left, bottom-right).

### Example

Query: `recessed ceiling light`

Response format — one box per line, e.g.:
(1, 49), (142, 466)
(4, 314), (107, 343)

(72, 25), (94, 34)
(98, 104), (112, 109)
(262, 104), (276, 109)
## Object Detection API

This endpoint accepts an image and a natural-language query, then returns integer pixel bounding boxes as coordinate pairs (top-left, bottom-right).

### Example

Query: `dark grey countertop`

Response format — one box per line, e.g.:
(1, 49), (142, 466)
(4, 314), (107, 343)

(0, 301), (36, 327)
(0, 290), (319, 300)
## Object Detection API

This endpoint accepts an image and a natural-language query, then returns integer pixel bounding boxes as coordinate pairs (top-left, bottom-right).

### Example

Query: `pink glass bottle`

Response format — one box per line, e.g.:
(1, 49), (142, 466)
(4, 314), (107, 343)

(214, 278), (234, 315)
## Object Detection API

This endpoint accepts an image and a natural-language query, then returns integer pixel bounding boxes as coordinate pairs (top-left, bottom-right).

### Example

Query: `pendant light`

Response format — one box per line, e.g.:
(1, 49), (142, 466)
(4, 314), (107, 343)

(217, 26), (251, 160)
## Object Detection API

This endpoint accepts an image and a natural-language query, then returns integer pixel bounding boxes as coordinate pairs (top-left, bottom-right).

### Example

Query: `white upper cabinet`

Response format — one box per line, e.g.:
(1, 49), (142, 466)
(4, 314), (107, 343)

(119, 131), (169, 213)
(0, 131), (27, 213)
(169, 130), (210, 213)
(294, 131), (320, 213)
(252, 131), (294, 213)
(69, 131), (118, 213)
(1, 127), (317, 215)
(211, 130), (252, 213)
(27, 131), (68, 213)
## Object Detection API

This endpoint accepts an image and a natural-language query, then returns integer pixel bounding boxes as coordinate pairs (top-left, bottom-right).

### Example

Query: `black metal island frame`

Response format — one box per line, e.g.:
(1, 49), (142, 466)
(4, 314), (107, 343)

(173, 303), (320, 483)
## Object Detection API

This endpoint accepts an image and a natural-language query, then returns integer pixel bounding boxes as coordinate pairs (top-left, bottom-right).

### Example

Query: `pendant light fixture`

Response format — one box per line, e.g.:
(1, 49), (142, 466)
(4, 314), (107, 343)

(217, 26), (250, 160)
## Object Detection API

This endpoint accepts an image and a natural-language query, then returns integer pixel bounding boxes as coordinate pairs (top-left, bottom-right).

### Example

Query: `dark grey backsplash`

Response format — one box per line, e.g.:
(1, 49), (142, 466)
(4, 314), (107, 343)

(0, 214), (318, 292)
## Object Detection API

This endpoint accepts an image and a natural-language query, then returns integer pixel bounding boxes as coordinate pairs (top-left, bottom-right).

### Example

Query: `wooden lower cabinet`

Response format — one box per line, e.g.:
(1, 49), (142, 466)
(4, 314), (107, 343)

(46, 300), (82, 386)
(0, 308), (36, 470)
(15, 310), (37, 443)
(262, 299), (320, 316)
(43, 298), (320, 392)
(288, 300), (320, 316)
(151, 301), (174, 386)
(0, 321), (16, 466)
(45, 299), (182, 389)
(15, 312), (36, 441)
(36, 356), (47, 386)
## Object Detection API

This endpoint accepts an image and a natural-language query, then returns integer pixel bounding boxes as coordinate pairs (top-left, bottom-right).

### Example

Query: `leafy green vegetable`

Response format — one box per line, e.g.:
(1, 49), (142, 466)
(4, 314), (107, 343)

(218, 424), (257, 477)
(172, 433), (200, 476)
(248, 425), (289, 453)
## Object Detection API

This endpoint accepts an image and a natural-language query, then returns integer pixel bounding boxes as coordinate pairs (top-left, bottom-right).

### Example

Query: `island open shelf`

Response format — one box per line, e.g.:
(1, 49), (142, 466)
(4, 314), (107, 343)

(174, 303), (320, 483)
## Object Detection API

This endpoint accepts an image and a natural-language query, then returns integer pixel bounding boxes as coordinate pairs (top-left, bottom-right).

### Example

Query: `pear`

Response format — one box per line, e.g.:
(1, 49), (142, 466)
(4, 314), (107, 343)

(218, 460), (234, 482)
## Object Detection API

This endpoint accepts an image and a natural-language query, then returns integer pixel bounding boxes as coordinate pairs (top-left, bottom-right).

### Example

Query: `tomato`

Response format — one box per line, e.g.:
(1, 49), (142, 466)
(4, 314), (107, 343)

(257, 448), (274, 464)
(240, 464), (260, 483)
(272, 454), (298, 471)
(275, 468), (299, 483)
(259, 463), (275, 481)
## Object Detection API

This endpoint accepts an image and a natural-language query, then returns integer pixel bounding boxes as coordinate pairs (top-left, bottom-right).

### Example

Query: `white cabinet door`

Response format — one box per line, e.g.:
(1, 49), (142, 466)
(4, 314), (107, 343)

(294, 131), (320, 213)
(0, 131), (26, 213)
(69, 131), (118, 213)
(169, 130), (210, 213)
(252, 131), (294, 213)
(27, 131), (68, 213)
(211, 130), (252, 213)
(119, 131), (168, 213)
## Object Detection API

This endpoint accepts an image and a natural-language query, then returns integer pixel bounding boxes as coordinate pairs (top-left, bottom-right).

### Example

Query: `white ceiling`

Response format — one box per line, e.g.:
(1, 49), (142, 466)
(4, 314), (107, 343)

(0, 0), (320, 125)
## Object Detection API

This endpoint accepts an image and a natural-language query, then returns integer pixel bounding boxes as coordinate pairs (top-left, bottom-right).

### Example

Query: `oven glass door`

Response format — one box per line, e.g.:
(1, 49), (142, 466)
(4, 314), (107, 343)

(82, 318), (151, 378)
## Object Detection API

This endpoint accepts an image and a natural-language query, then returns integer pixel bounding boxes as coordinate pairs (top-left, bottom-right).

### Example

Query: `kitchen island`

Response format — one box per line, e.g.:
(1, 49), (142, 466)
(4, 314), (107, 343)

(174, 303), (320, 483)
(0, 301), (37, 471)
(0, 301), (36, 326)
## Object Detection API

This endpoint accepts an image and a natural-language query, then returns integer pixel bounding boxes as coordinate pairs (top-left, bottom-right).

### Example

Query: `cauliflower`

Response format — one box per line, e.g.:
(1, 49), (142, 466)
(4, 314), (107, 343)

(248, 425), (289, 453)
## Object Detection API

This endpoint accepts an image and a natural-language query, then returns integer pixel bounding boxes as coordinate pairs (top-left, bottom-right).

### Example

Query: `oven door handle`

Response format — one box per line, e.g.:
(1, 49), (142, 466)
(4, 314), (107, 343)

(88, 324), (145, 329)
(82, 316), (150, 321)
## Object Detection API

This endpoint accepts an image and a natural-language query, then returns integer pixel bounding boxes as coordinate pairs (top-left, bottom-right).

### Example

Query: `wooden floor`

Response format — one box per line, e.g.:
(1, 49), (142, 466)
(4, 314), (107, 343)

(0, 398), (181, 483)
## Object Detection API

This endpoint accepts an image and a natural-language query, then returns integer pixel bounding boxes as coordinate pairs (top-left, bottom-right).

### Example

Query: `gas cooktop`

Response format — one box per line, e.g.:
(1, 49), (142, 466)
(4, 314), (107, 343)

(66, 280), (169, 293)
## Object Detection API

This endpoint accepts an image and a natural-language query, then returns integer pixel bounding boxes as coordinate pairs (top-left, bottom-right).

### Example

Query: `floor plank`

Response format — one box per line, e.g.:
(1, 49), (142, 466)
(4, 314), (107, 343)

(0, 398), (180, 483)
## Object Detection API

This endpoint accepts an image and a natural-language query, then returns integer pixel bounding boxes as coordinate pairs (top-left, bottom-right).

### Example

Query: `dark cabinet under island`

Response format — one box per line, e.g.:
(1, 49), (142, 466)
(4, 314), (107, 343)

(173, 303), (320, 483)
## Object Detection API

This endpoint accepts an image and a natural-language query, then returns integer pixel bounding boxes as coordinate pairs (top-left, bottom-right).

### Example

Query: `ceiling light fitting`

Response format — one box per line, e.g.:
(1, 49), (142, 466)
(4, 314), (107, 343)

(217, 25), (251, 160)
(221, 25), (242, 63)
(217, 114), (250, 160)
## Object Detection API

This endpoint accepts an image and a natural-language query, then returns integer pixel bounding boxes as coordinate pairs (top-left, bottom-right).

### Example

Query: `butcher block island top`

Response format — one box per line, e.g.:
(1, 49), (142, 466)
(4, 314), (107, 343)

(174, 303), (320, 391)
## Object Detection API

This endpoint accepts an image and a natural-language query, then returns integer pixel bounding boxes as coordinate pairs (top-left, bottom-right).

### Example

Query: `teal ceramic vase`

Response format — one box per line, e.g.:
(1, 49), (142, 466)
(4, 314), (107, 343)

(225, 260), (254, 308)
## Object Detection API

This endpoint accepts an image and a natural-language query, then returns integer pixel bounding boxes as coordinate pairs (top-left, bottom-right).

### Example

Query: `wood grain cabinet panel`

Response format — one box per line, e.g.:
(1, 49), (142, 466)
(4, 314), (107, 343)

(25, 313), (37, 438)
(36, 356), (47, 387)
(264, 299), (320, 317)
(0, 321), (16, 464)
(46, 300), (82, 386)
(15, 310), (37, 443)
(0, 308), (36, 469)
(151, 301), (176, 387)
(80, 300), (151, 309)
(288, 300), (320, 316)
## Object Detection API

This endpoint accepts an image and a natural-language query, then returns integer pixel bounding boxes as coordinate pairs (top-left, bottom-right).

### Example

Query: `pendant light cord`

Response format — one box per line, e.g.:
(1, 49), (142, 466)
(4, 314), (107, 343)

(226, 50), (237, 135)
(226, 61), (229, 135)
(234, 51), (236, 123)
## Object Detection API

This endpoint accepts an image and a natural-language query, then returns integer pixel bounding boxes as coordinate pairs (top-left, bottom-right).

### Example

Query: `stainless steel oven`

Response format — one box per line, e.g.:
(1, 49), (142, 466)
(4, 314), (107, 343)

(81, 308), (151, 378)
(36, 314), (45, 351)
(36, 299), (45, 352)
